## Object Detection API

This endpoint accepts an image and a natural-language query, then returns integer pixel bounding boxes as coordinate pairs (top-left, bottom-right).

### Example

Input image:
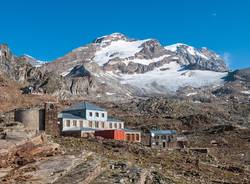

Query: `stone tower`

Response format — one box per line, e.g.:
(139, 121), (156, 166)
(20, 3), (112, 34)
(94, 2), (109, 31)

(44, 102), (61, 136)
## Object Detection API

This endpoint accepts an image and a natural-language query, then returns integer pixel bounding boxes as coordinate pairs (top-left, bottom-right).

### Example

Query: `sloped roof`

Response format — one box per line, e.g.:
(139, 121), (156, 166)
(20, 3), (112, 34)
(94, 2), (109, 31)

(150, 130), (176, 136)
(63, 102), (105, 112)
(61, 113), (83, 119)
(123, 128), (141, 133)
(62, 127), (96, 132)
(107, 117), (123, 122)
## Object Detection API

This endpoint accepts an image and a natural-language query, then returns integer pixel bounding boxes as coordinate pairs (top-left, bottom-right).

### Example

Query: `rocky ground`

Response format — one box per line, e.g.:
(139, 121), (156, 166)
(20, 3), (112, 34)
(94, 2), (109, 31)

(0, 94), (250, 183)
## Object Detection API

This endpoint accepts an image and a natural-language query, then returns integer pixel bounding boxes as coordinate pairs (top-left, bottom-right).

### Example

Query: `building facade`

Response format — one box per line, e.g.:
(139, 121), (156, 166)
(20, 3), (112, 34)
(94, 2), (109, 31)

(59, 102), (125, 137)
(149, 130), (177, 149)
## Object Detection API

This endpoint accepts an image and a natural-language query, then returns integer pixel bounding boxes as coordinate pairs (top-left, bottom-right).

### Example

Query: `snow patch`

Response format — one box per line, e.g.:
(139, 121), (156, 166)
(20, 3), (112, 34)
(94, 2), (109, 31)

(118, 62), (227, 94)
(23, 54), (47, 67)
(186, 92), (198, 97)
(93, 39), (148, 66)
(165, 43), (209, 59)
(109, 55), (170, 66)
(165, 43), (186, 52)
(106, 92), (116, 96)
(241, 91), (250, 95)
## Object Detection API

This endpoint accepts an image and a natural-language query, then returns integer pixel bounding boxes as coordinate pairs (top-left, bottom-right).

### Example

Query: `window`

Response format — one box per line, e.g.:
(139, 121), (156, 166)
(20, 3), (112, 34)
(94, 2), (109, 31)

(114, 123), (117, 129)
(119, 123), (122, 129)
(73, 120), (77, 126)
(89, 112), (93, 117)
(102, 113), (105, 118)
(79, 121), (83, 127)
(131, 134), (135, 141)
(161, 135), (166, 139)
(95, 112), (99, 117)
(156, 142), (159, 145)
(95, 121), (99, 128)
(101, 122), (105, 128)
(66, 120), (70, 127)
(109, 123), (113, 129)
(126, 134), (131, 141)
(155, 136), (159, 139)
(89, 121), (93, 128)
(136, 134), (140, 141)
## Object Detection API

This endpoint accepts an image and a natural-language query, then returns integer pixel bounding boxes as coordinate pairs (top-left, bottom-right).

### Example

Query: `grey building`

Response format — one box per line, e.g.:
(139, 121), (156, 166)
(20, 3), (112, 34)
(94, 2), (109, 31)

(149, 130), (177, 149)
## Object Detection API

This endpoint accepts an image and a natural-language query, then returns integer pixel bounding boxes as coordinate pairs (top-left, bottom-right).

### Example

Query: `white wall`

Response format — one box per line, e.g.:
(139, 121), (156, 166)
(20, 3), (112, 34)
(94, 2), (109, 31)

(86, 110), (107, 121)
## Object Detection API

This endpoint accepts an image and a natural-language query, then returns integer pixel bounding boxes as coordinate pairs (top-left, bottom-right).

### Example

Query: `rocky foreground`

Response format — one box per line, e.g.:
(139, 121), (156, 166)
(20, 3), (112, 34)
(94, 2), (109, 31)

(0, 95), (250, 184)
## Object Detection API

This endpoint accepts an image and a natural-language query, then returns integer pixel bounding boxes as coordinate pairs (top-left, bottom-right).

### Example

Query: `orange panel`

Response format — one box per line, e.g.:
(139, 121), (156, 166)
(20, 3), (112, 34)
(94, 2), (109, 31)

(95, 130), (125, 140)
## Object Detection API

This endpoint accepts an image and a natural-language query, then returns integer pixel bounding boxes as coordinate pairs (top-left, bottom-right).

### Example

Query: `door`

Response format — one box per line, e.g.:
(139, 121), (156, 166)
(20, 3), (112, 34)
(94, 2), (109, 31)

(163, 142), (166, 148)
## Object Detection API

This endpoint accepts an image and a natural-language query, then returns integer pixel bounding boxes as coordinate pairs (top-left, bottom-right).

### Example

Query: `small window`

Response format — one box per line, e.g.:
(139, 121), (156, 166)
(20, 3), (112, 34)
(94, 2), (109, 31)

(119, 123), (122, 129)
(126, 134), (131, 141)
(79, 121), (83, 127)
(89, 121), (93, 128)
(89, 112), (93, 117)
(114, 123), (117, 129)
(109, 123), (113, 129)
(102, 113), (105, 118)
(161, 135), (166, 139)
(66, 120), (70, 127)
(155, 136), (159, 139)
(101, 122), (105, 128)
(95, 112), (99, 117)
(136, 134), (140, 141)
(95, 121), (99, 128)
(131, 134), (135, 141)
(73, 120), (77, 126)
(156, 142), (159, 145)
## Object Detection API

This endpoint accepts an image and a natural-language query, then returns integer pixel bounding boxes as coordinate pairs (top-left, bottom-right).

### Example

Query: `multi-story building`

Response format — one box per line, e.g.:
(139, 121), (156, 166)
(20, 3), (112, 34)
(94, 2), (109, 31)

(59, 102), (140, 142)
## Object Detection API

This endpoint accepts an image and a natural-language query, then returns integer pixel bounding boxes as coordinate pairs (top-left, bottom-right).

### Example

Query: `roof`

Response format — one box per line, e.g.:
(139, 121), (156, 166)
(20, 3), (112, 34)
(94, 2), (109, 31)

(150, 130), (176, 136)
(62, 127), (96, 132)
(63, 102), (105, 112)
(61, 113), (83, 120)
(107, 117), (123, 122)
(123, 128), (141, 133)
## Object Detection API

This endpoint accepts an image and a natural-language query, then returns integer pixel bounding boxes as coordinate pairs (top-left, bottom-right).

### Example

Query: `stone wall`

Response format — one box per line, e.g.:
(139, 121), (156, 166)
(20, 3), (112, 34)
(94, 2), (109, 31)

(45, 102), (60, 136)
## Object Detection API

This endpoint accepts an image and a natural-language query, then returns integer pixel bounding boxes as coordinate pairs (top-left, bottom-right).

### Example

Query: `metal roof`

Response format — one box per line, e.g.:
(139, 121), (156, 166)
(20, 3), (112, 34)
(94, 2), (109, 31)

(63, 102), (105, 112)
(107, 117), (123, 122)
(150, 130), (176, 135)
(61, 113), (83, 120)
(62, 127), (96, 132)
(123, 128), (141, 133)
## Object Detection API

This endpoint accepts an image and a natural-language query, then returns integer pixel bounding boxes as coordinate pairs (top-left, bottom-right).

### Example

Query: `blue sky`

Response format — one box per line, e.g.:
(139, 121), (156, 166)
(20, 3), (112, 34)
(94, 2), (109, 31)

(0, 0), (249, 69)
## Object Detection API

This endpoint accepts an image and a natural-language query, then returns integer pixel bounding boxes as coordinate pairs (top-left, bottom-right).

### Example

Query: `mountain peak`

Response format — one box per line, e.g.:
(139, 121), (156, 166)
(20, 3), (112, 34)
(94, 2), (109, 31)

(93, 33), (129, 44)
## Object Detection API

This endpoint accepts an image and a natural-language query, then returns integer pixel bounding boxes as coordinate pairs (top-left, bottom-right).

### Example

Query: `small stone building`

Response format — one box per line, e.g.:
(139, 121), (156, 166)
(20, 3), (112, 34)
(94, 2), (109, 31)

(149, 130), (177, 149)
(14, 102), (61, 136)
(14, 108), (45, 131)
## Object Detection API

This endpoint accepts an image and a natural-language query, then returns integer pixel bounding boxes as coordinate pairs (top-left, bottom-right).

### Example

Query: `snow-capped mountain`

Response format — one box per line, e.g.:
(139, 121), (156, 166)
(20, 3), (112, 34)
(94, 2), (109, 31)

(39, 33), (228, 96)
(0, 33), (234, 100)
